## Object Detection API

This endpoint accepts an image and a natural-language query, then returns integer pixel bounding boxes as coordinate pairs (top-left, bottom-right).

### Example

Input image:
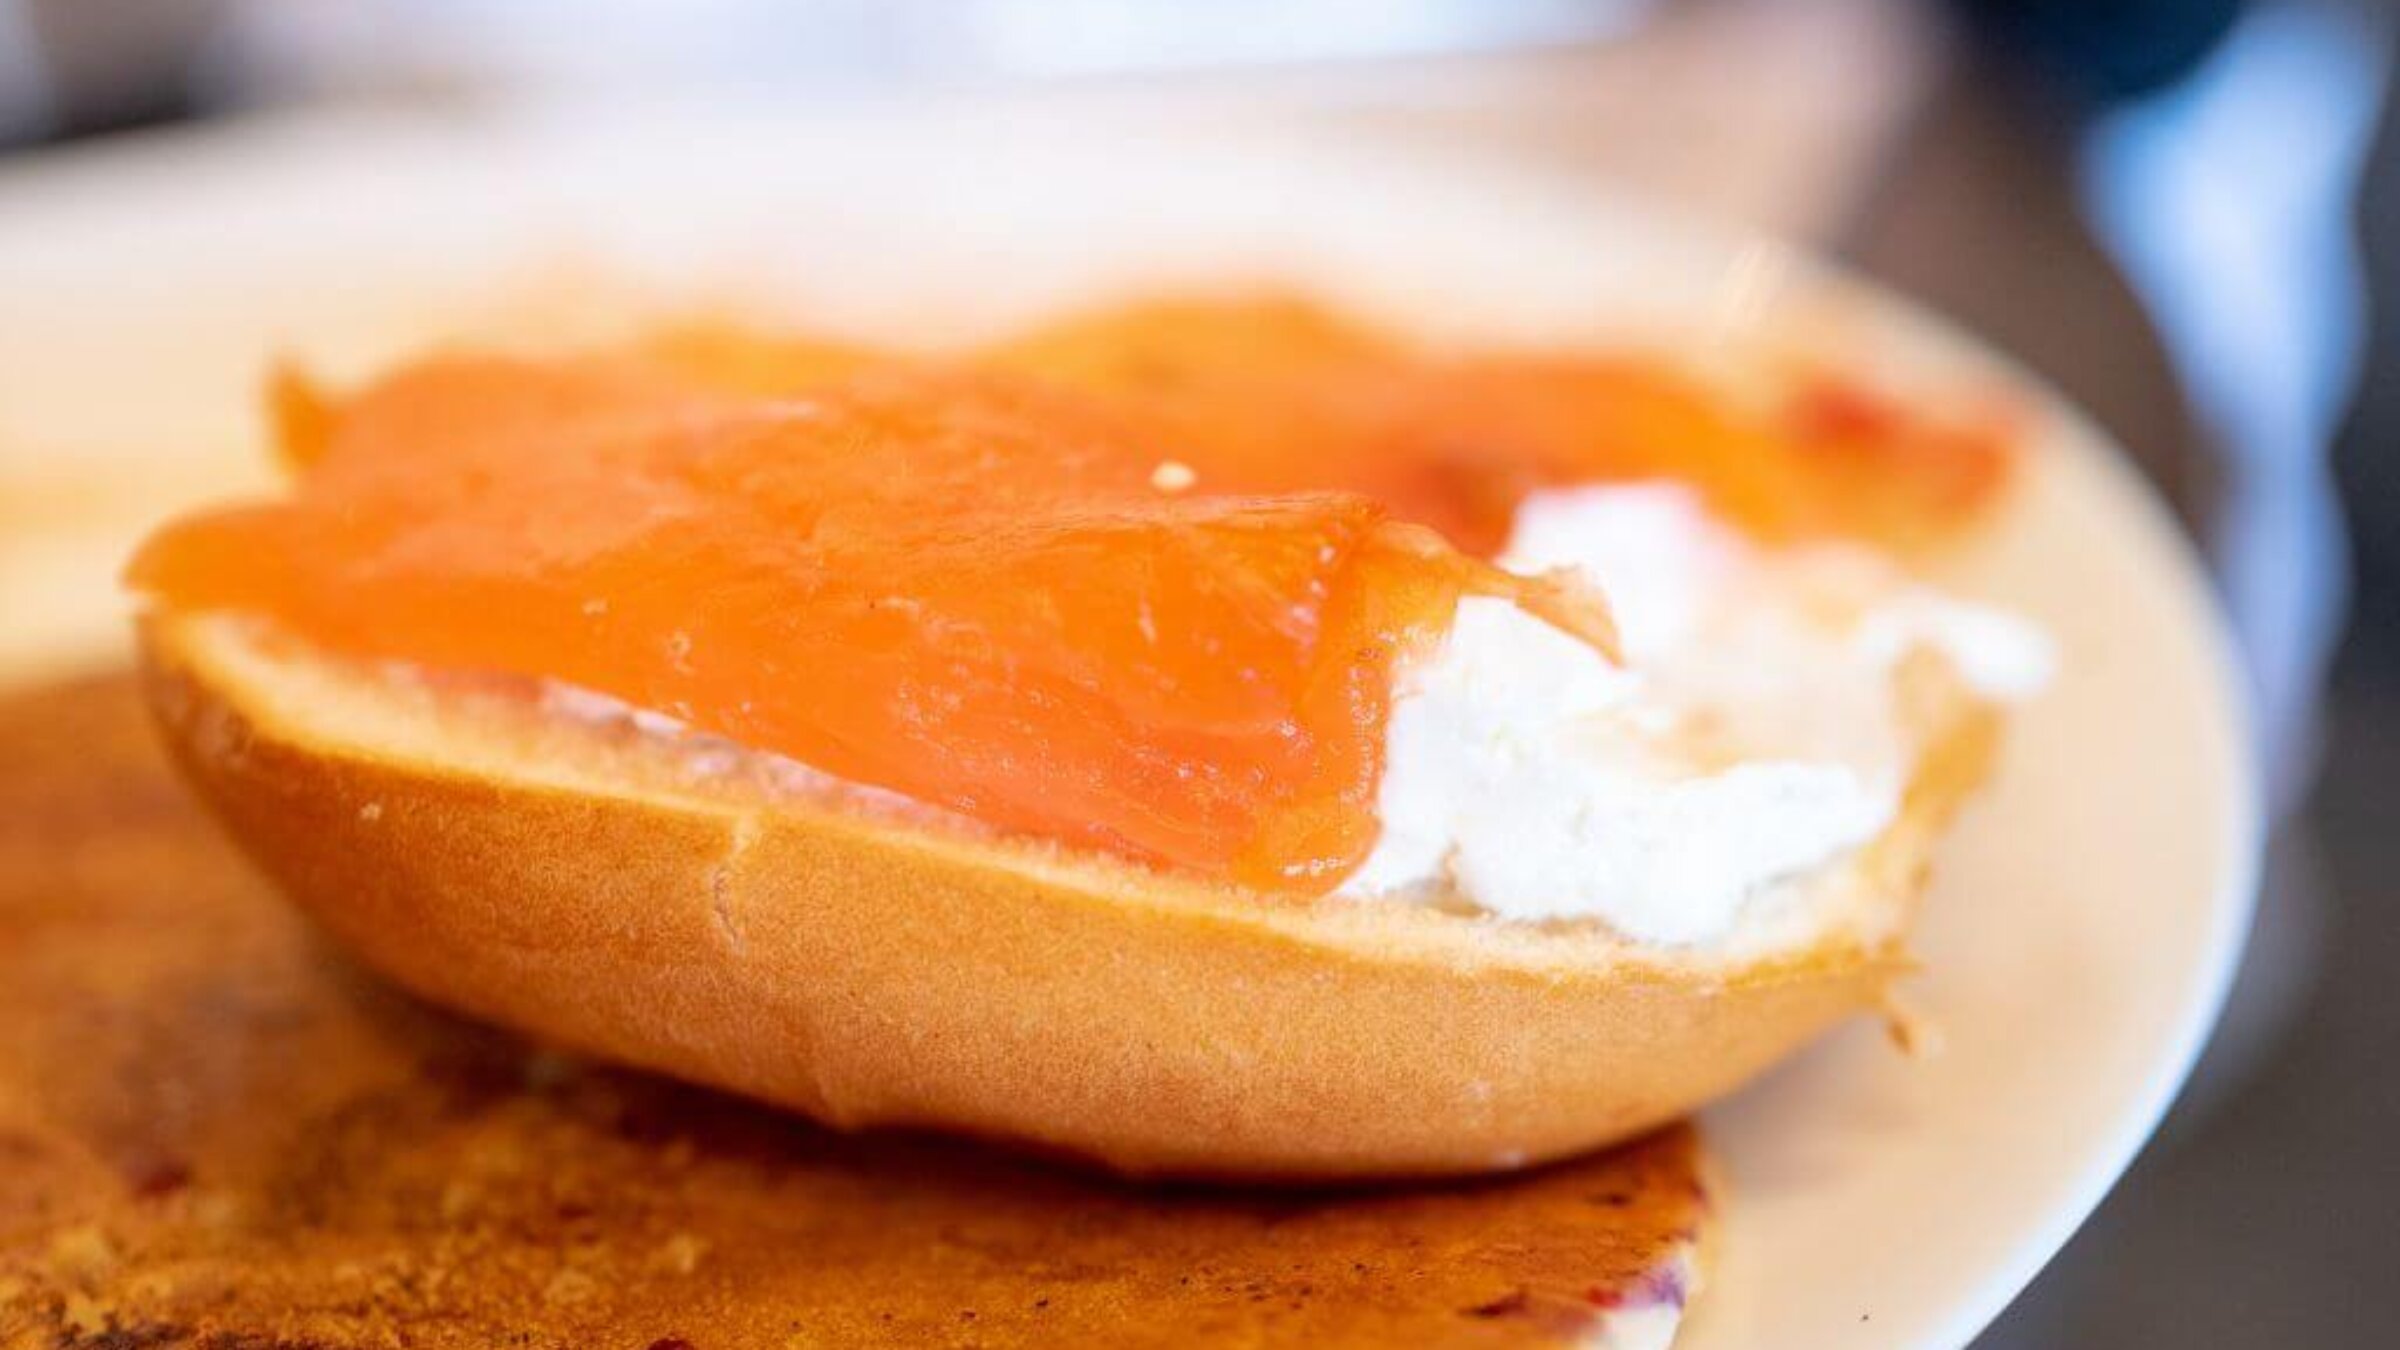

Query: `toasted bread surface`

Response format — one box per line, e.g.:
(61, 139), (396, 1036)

(135, 612), (1999, 1179)
(2, 673), (1711, 1348)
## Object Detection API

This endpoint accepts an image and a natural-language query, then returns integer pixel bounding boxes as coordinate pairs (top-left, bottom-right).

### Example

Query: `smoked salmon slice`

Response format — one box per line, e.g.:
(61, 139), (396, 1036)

(129, 294), (2010, 891)
(616, 296), (2019, 555)
(130, 355), (1605, 891)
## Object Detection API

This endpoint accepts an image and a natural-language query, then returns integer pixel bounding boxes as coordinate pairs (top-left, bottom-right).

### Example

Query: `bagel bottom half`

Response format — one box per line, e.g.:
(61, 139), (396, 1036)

(138, 611), (2001, 1181)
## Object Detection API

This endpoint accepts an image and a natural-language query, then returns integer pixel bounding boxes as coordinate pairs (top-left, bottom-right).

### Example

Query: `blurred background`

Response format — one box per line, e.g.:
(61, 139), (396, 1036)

(1, 1), (2391, 1343)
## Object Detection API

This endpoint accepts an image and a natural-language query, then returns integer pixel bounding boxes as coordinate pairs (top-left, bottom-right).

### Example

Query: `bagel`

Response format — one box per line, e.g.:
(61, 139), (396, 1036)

(138, 607), (2001, 1180)
(125, 301), (2038, 1180)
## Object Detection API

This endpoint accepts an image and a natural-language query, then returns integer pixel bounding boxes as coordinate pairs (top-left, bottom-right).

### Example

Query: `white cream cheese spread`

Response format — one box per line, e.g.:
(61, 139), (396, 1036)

(1338, 485), (2050, 944)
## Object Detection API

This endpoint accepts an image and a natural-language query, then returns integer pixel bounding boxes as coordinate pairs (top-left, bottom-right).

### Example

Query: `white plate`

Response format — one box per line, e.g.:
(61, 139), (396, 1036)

(0, 100), (2259, 1349)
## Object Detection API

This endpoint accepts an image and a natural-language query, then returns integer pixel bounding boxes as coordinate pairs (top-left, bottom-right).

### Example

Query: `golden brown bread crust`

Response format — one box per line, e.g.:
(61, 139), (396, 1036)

(136, 612), (2001, 1180)
(1, 673), (1711, 1348)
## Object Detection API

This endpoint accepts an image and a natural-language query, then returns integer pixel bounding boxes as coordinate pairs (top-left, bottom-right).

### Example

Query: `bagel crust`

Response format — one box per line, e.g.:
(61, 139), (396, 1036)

(138, 612), (1999, 1180)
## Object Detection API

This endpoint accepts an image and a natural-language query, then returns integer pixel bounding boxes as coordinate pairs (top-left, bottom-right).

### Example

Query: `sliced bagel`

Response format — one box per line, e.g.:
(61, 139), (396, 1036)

(139, 610), (2000, 1180)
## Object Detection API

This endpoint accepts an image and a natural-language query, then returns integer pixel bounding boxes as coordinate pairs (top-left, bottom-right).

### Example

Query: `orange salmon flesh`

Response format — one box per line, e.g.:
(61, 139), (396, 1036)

(130, 295), (2015, 891)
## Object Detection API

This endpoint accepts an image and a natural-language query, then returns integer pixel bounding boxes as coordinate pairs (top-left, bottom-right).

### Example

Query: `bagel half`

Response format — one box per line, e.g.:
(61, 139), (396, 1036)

(139, 610), (2001, 1180)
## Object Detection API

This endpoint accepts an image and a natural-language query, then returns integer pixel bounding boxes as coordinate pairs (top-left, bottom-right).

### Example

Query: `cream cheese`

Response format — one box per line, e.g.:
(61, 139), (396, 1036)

(1338, 485), (2050, 945)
